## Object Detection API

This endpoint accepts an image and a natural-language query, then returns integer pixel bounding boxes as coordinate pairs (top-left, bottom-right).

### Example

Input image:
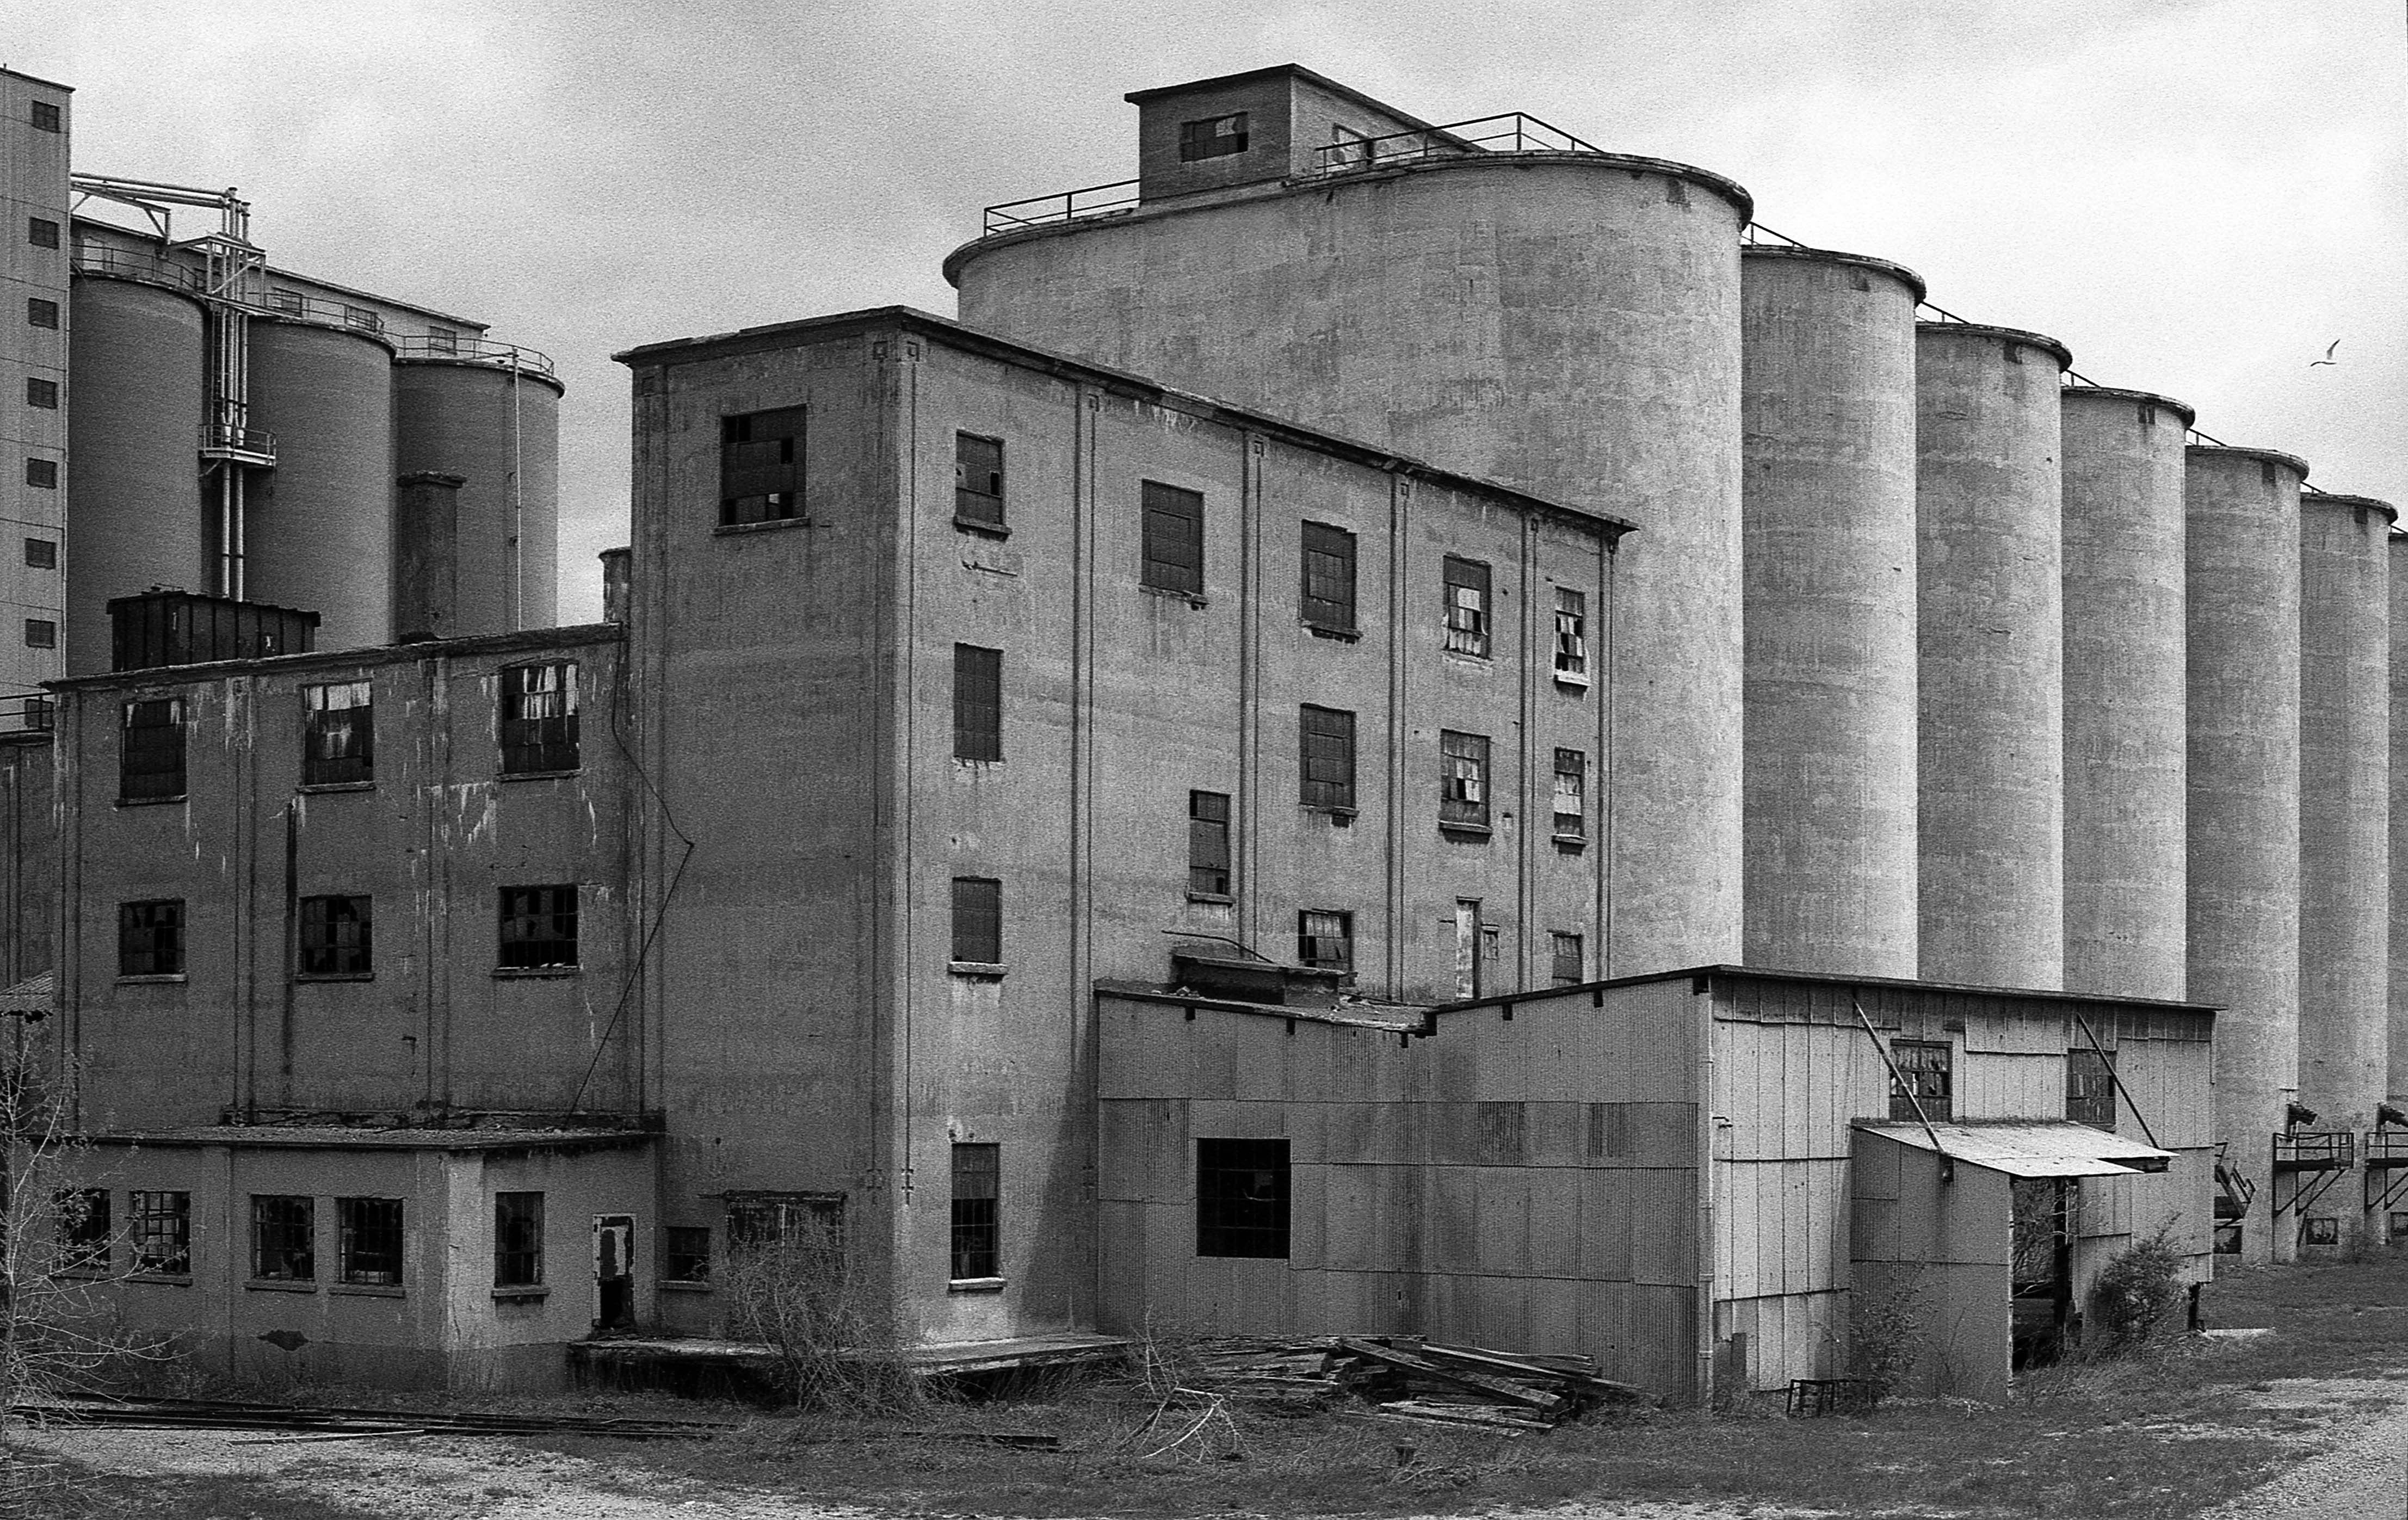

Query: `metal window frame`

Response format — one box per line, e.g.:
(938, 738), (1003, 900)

(1177, 112), (1251, 162)
(131, 1189), (191, 1274)
(251, 1194), (315, 1281)
(1299, 521), (1358, 632)
(663, 1225), (713, 1282)
(1442, 557), (1492, 657)
(1296, 909), (1354, 973)
(1553, 586), (1588, 676)
(952, 644), (1003, 762)
(303, 678), (374, 786)
(1195, 1137), (1289, 1258)
(1887, 1039), (1954, 1122)
(949, 1142), (1002, 1281)
(23, 460), (57, 490)
(117, 898), (184, 977)
(1188, 790), (1232, 896)
(298, 894), (373, 977)
(55, 1187), (110, 1271)
(1299, 705), (1356, 810)
(1140, 480), (1205, 595)
(337, 1196), (405, 1286)
(120, 696), (186, 801)
(1440, 729), (1491, 827)
(2066, 1047), (2117, 1130)
(499, 661), (579, 775)
(951, 876), (1003, 964)
(492, 1191), (544, 1287)
(954, 431), (1005, 526)
(497, 883), (578, 969)
(719, 405), (806, 527)
(1551, 931), (1584, 986)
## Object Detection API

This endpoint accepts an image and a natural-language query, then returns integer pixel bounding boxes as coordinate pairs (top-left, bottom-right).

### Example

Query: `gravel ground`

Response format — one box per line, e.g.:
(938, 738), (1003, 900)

(2198, 1378), (2408, 1520)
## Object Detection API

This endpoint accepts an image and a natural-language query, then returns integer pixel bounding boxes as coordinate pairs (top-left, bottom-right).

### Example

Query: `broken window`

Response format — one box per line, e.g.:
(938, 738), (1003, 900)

(1553, 749), (1586, 839)
(118, 899), (184, 978)
(1554, 587), (1589, 682)
(1299, 522), (1357, 633)
(338, 1197), (404, 1286)
(665, 1226), (711, 1283)
(1188, 791), (1231, 897)
(1551, 932), (1584, 986)
(1178, 112), (1250, 161)
(497, 885), (578, 969)
(1140, 481), (1205, 596)
(493, 1192), (543, 1286)
(1440, 730), (1490, 830)
(1443, 557), (1491, 657)
(720, 406), (805, 527)
(54, 1189), (109, 1274)
(952, 876), (1002, 965)
(950, 1142), (1001, 1281)
(499, 661), (578, 774)
(131, 1190), (190, 1275)
(1455, 899), (1483, 1000)
(252, 1195), (314, 1281)
(953, 644), (1002, 762)
(955, 433), (1004, 529)
(2066, 1047), (2117, 1130)
(1298, 910), (1353, 975)
(303, 679), (373, 786)
(1888, 1040), (1953, 1122)
(1298, 705), (1357, 811)
(1195, 1138), (1288, 1258)
(298, 894), (373, 977)
(726, 1194), (843, 1252)
(120, 696), (186, 802)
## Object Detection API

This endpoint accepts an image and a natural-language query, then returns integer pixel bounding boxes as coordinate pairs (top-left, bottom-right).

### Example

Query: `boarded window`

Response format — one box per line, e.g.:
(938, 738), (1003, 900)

(2067, 1047), (2117, 1130)
(120, 696), (186, 801)
(26, 297), (58, 330)
(955, 433), (1005, 528)
(338, 1197), (404, 1285)
(252, 1195), (314, 1281)
(953, 644), (1002, 761)
(1553, 749), (1586, 839)
(27, 217), (60, 249)
(952, 876), (1002, 964)
(493, 1192), (543, 1286)
(664, 1226), (711, 1282)
(1443, 557), (1491, 657)
(118, 899), (184, 977)
(22, 619), (52, 649)
(1298, 909), (1353, 974)
(1299, 522), (1356, 632)
(55, 1188), (109, 1272)
(1440, 730), (1490, 829)
(1889, 1040), (1953, 1122)
(1188, 790), (1231, 897)
(23, 459), (56, 490)
(1177, 112), (1250, 161)
(298, 894), (373, 977)
(1551, 931), (1584, 986)
(1299, 705), (1356, 810)
(1140, 481), (1204, 595)
(1554, 587), (1589, 680)
(720, 406), (805, 526)
(498, 885), (578, 969)
(499, 661), (578, 774)
(1195, 1138), (1287, 1257)
(131, 1190), (190, 1275)
(303, 679), (374, 785)
(950, 1142), (1000, 1280)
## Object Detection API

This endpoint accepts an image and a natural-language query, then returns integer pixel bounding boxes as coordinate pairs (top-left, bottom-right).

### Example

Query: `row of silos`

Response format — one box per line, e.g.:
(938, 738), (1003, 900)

(62, 265), (562, 674)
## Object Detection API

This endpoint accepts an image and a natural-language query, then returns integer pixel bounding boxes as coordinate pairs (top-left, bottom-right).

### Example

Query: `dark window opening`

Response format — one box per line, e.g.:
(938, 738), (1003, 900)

(338, 1197), (404, 1285)
(2067, 1048), (2117, 1130)
(1440, 730), (1491, 829)
(1188, 790), (1231, 897)
(950, 1142), (1000, 1281)
(1554, 588), (1589, 679)
(498, 885), (578, 970)
(1300, 522), (1357, 633)
(27, 217), (60, 249)
(955, 432), (1004, 528)
(952, 876), (1002, 965)
(23, 532), (55, 561)
(1196, 1138), (1288, 1258)
(132, 1190), (190, 1275)
(1551, 931), (1584, 986)
(299, 894), (373, 977)
(26, 298), (58, 330)
(720, 406), (804, 526)
(1443, 557), (1491, 657)
(1178, 112), (1250, 161)
(953, 644), (1002, 762)
(493, 1191), (543, 1286)
(1553, 749), (1586, 839)
(29, 100), (61, 132)
(499, 661), (578, 774)
(121, 696), (186, 801)
(252, 1195), (314, 1281)
(2305, 1216), (2340, 1246)
(1889, 1040), (1954, 1122)
(23, 459), (57, 490)
(304, 679), (373, 786)
(55, 1188), (109, 1273)
(22, 619), (52, 649)
(726, 1194), (843, 1253)
(118, 899), (184, 977)
(664, 1226), (711, 1282)
(1140, 481), (1204, 595)
(26, 378), (57, 409)
(1299, 705), (1355, 811)
(1298, 910), (1353, 974)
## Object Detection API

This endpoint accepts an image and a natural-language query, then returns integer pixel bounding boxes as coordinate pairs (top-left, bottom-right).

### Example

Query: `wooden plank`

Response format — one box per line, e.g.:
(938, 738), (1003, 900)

(1335, 1338), (1563, 1412)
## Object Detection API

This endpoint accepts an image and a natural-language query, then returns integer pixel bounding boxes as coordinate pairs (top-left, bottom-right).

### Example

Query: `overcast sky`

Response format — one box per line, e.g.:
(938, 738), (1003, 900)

(15, 0), (2404, 623)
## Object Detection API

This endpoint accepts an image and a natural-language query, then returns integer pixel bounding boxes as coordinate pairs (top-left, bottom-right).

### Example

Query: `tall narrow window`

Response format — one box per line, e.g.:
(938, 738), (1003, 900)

(1299, 522), (1357, 634)
(303, 679), (373, 786)
(1455, 899), (1482, 1000)
(1177, 113), (1250, 161)
(1298, 910), (1353, 974)
(1440, 730), (1491, 830)
(55, 1189), (109, 1272)
(1188, 791), (1231, 897)
(498, 885), (578, 969)
(1889, 1041), (1954, 1122)
(1554, 587), (1589, 682)
(1553, 749), (1586, 841)
(1140, 481), (1204, 595)
(131, 1190), (190, 1275)
(493, 1192), (544, 1287)
(953, 644), (1002, 762)
(298, 895), (373, 977)
(1551, 931), (1585, 986)
(719, 406), (805, 526)
(252, 1195), (314, 1281)
(499, 662), (578, 774)
(1299, 706), (1356, 811)
(118, 900), (184, 977)
(121, 697), (186, 801)
(949, 1143), (1001, 1281)
(338, 1197), (404, 1285)
(1195, 1139), (1288, 1257)
(26, 298), (58, 330)
(952, 877), (1002, 965)
(2067, 1048), (2117, 1130)
(1443, 557), (1491, 657)
(954, 433), (1005, 529)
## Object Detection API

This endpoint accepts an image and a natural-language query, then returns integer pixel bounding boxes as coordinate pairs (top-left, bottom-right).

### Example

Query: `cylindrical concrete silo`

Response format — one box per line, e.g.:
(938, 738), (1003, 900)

(64, 274), (208, 674)
(1739, 245), (1922, 978)
(1915, 322), (2070, 991)
(392, 357), (564, 634)
(2296, 492), (2393, 1152)
(950, 151), (1750, 979)
(2187, 443), (2307, 1265)
(2060, 385), (2193, 1002)
(245, 319), (395, 650)
(2391, 529), (2408, 1103)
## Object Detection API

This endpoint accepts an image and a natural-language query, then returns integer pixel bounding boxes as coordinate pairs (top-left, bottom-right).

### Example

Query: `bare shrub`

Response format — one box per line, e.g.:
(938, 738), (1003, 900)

(716, 1210), (917, 1415)
(2088, 1224), (2190, 1356)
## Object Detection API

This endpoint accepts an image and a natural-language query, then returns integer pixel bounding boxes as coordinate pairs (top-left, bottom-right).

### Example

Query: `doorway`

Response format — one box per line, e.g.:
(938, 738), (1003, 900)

(2009, 1178), (2074, 1368)
(592, 1214), (635, 1331)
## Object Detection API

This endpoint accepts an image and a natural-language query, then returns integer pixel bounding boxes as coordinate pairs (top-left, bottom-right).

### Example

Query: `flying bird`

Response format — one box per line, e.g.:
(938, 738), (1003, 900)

(2310, 340), (2341, 367)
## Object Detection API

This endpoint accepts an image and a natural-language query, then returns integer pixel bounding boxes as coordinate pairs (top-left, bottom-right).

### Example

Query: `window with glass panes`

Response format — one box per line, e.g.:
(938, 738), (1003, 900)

(1299, 522), (1356, 633)
(302, 679), (373, 785)
(1888, 1041), (1954, 1122)
(120, 696), (186, 801)
(949, 1143), (1000, 1280)
(1440, 730), (1490, 828)
(720, 406), (804, 526)
(1188, 791), (1231, 897)
(338, 1197), (404, 1285)
(1442, 557), (1490, 656)
(252, 1195), (314, 1281)
(1299, 705), (1355, 810)
(118, 899), (184, 977)
(298, 895), (373, 977)
(954, 433), (1004, 528)
(953, 645), (1002, 762)
(1297, 910), (1353, 974)
(1552, 749), (1586, 839)
(498, 885), (578, 969)
(1553, 587), (1589, 680)
(2067, 1048), (2117, 1130)
(493, 1192), (543, 1286)
(131, 1190), (190, 1274)
(499, 662), (578, 774)
(951, 877), (1002, 965)
(1140, 482), (1204, 595)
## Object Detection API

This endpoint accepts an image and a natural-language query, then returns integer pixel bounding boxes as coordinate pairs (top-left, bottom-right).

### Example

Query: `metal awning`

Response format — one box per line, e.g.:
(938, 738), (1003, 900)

(1853, 1120), (2174, 1177)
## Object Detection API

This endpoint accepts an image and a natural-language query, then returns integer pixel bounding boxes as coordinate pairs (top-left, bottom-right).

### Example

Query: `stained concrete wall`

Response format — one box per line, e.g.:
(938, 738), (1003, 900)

(951, 151), (1749, 981)
(2060, 386), (2192, 1002)
(2296, 493), (2393, 1151)
(1915, 323), (2070, 991)
(1, 69), (71, 694)
(1738, 246), (1921, 978)
(0, 730), (52, 985)
(2186, 444), (2308, 1264)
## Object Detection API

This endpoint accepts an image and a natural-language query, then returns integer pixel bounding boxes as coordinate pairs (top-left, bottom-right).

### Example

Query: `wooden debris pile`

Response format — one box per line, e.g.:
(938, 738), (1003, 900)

(1183, 1335), (1652, 1433)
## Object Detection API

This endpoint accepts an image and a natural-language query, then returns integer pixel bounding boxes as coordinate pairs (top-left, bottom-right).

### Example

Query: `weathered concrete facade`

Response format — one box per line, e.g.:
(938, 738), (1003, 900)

(2392, 530), (2408, 1102)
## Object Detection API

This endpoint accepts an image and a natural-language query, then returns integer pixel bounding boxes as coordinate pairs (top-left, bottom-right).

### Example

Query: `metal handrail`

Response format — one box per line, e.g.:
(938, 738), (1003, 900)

(70, 242), (203, 293)
(263, 288), (387, 334)
(390, 334), (558, 381)
(199, 422), (276, 459)
(983, 179), (1143, 236)
(1306, 112), (1601, 173)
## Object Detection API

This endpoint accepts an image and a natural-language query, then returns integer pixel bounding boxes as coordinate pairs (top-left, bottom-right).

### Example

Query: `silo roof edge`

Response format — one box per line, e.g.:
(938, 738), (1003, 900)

(1915, 320), (2073, 372)
(2185, 442), (2311, 481)
(2060, 384), (2196, 428)
(1740, 244), (1926, 303)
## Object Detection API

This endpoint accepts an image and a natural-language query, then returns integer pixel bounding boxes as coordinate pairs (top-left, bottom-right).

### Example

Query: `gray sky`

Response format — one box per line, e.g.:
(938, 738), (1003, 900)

(17, 1), (2404, 623)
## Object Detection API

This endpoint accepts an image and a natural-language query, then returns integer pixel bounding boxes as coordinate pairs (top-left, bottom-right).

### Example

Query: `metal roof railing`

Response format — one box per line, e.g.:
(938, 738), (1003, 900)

(1304, 112), (1599, 174)
(263, 287), (389, 335)
(983, 179), (1143, 237)
(70, 241), (203, 293)
(391, 333), (558, 381)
